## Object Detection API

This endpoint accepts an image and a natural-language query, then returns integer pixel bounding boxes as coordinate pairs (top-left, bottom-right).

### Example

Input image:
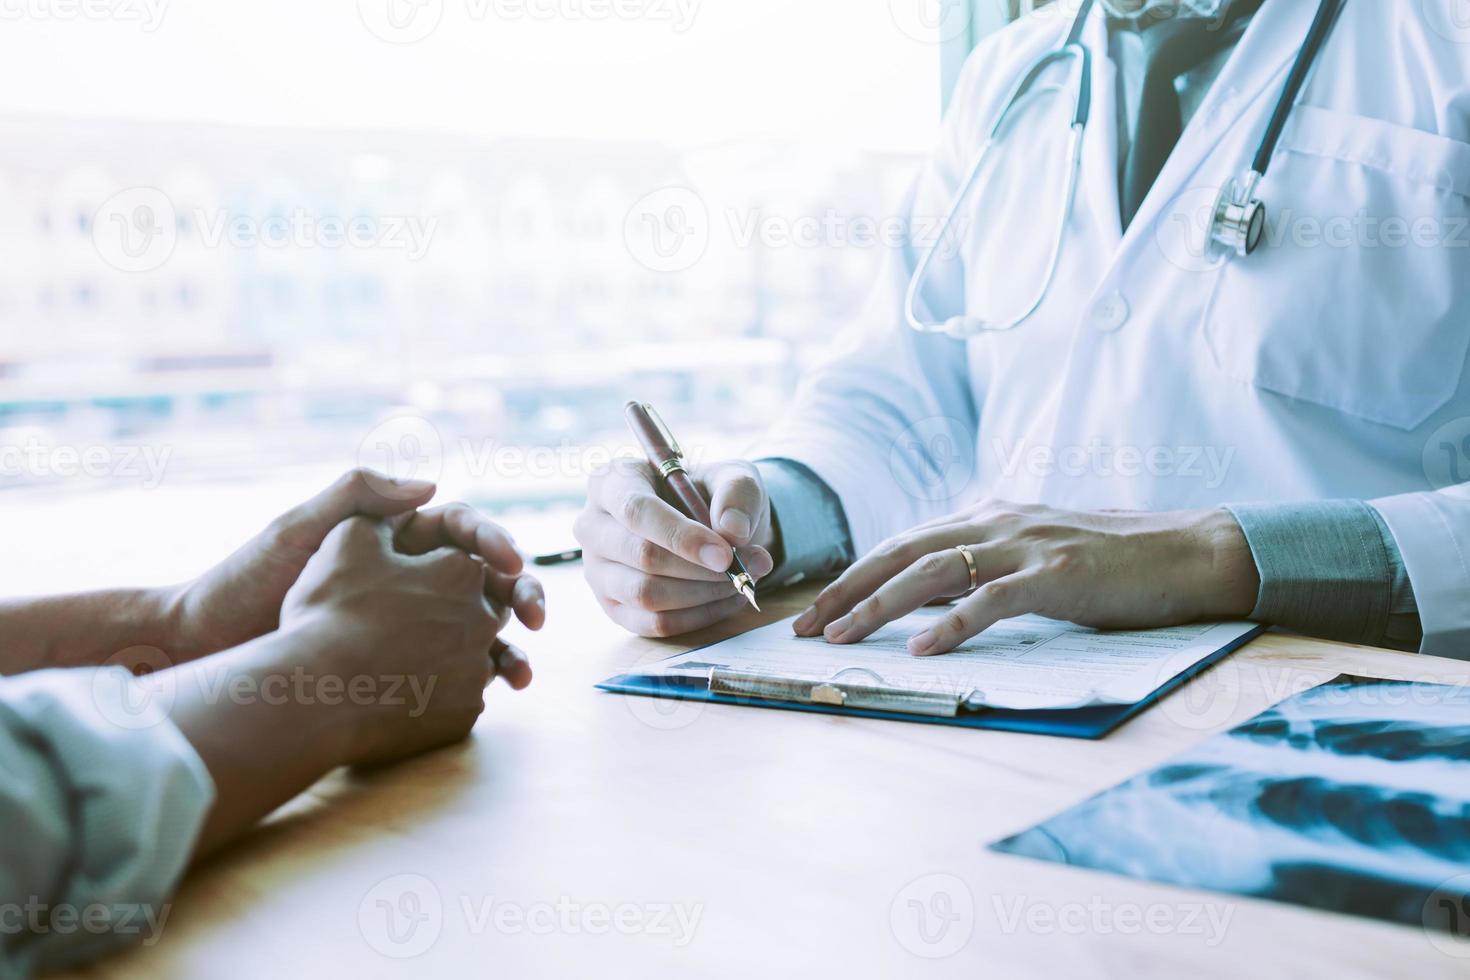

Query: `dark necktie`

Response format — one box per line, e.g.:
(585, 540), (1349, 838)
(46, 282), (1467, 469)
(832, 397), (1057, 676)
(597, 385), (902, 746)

(1118, 3), (1259, 229)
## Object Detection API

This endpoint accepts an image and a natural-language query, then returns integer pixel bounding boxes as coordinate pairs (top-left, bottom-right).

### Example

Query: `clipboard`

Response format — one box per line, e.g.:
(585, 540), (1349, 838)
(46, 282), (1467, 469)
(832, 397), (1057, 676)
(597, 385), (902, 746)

(597, 624), (1263, 740)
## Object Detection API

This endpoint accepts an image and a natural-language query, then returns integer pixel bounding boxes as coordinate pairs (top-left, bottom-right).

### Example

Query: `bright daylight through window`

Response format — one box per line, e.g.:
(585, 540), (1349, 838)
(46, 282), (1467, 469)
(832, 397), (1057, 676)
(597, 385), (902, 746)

(0, 1), (944, 544)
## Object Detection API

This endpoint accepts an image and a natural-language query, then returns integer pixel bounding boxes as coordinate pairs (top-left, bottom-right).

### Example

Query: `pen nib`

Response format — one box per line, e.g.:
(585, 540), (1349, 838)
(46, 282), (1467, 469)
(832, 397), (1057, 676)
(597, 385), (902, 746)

(740, 584), (760, 611)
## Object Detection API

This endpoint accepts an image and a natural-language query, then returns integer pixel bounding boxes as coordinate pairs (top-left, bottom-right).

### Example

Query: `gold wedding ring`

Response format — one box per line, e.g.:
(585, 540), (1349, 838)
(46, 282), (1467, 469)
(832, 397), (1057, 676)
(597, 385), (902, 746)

(955, 544), (979, 594)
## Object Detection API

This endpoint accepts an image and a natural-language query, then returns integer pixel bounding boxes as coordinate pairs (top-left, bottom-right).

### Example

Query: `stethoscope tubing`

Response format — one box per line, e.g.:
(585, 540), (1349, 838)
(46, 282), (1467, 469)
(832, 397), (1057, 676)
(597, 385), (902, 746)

(905, 0), (1345, 338)
(1251, 0), (1345, 177)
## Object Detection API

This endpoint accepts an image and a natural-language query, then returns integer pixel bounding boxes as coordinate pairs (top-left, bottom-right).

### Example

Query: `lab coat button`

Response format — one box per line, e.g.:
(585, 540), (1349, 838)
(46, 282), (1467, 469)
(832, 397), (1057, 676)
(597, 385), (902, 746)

(1091, 292), (1129, 331)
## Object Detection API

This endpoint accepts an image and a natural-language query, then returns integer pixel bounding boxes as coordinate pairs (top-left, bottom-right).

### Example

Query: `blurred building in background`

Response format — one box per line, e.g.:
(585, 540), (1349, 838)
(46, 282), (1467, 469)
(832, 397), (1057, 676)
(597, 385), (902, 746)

(0, 114), (920, 507)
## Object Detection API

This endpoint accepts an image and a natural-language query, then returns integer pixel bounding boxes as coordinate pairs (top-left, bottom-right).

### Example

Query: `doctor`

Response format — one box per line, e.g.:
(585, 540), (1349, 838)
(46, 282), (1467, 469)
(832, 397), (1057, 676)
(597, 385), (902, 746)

(576, 0), (1470, 658)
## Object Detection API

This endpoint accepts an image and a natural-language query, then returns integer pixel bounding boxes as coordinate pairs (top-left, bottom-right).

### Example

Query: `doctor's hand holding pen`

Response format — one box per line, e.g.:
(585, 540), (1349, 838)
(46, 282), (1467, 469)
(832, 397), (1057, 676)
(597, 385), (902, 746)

(575, 452), (776, 638)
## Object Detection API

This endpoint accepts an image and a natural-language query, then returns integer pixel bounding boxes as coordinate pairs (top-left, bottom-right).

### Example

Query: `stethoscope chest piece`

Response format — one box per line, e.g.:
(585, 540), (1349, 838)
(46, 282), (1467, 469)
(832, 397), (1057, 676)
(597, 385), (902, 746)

(1212, 172), (1267, 258)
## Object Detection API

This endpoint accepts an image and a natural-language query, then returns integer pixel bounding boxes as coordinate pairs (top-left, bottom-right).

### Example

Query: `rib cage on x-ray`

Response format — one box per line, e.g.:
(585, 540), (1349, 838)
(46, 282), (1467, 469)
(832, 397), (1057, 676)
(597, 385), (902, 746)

(994, 676), (1470, 934)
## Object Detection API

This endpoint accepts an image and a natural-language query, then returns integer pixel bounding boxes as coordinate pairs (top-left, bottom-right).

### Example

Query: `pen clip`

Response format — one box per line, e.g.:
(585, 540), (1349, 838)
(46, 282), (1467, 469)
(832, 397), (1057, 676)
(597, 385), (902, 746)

(642, 403), (683, 461)
(706, 666), (986, 718)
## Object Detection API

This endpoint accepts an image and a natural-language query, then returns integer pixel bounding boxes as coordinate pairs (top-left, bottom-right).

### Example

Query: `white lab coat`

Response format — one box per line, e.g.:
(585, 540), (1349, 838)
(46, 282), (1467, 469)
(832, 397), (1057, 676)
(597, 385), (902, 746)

(758, 0), (1470, 656)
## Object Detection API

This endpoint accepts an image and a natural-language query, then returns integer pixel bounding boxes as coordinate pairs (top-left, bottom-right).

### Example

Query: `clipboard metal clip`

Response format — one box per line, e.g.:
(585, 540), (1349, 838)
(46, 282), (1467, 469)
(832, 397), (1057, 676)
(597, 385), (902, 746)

(708, 666), (988, 718)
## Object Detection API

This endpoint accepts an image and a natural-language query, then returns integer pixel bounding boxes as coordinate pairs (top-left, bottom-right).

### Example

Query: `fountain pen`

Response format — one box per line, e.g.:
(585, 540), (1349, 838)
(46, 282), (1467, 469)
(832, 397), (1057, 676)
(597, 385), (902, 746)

(624, 400), (759, 610)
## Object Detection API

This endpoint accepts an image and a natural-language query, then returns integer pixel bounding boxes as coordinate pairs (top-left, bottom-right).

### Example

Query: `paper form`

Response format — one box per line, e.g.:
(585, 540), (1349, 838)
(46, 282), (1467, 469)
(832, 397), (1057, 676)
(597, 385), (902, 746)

(638, 609), (1258, 711)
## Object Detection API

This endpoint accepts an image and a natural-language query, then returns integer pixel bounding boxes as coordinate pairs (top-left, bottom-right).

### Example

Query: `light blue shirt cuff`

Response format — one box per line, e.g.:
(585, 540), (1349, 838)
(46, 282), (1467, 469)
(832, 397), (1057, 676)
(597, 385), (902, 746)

(755, 458), (854, 590)
(0, 667), (214, 976)
(1226, 500), (1421, 650)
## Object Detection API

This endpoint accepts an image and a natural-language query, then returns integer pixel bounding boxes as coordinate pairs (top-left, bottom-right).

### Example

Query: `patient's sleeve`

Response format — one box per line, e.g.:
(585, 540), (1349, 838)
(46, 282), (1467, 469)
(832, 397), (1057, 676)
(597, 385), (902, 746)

(0, 667), (213, 978)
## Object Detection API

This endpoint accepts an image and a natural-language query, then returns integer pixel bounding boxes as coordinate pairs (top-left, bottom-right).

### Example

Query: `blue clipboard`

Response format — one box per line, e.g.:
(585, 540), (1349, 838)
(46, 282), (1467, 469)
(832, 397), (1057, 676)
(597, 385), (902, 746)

(598, 625), (1263, 740)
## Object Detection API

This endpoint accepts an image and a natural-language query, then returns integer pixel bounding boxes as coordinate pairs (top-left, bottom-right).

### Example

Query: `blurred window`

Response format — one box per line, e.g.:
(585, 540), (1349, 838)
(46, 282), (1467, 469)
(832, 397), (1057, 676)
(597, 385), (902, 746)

(0, 0), (956, 508)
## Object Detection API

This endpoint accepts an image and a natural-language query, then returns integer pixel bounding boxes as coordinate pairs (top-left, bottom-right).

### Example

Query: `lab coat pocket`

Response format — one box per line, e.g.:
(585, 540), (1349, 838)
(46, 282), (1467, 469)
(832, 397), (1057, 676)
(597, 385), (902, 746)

(1201, 106), (1470, 430)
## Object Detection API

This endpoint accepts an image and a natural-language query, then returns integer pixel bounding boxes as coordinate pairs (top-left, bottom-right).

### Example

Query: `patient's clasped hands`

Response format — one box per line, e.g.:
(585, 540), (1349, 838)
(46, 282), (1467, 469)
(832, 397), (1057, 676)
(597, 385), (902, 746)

(159, 468), (544, 769)
(169, 467), (543, 689)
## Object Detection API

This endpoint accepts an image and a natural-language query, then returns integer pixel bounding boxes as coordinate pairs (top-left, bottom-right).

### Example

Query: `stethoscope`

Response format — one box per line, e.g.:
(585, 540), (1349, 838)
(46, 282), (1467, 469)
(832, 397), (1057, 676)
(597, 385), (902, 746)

(905, 0), (1346, 338)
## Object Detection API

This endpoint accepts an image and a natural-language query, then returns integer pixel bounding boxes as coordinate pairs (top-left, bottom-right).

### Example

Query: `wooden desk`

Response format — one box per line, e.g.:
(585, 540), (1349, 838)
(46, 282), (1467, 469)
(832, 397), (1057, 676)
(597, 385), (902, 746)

(57, 566), (1470, 980)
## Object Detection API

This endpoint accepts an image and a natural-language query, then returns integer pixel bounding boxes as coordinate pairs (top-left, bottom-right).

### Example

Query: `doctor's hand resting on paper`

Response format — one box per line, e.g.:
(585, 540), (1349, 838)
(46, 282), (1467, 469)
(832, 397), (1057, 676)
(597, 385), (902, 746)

(0, 469), (542, 974)
(584, 0), (1466, 656)
(794, 502), (1261, 656)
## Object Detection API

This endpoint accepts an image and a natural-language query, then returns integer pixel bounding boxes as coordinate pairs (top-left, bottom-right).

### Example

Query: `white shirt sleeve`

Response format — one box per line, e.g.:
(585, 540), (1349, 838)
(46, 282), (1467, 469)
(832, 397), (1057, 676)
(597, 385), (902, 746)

(0, 667), (214, 977)
(1371, 486), (1470, 660)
